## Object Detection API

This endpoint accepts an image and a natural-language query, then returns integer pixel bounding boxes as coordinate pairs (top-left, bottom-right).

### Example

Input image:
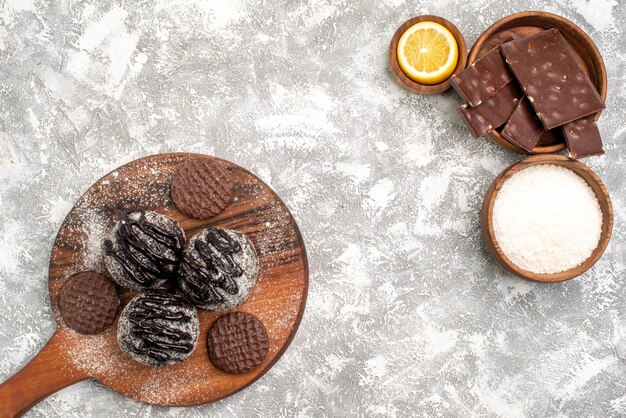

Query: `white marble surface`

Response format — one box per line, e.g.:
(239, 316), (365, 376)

(1, 0), (625, 416)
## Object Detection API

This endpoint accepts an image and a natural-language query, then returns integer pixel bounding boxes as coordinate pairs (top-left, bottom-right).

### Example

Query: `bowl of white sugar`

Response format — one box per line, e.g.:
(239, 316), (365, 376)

(481, 155), (613, 282)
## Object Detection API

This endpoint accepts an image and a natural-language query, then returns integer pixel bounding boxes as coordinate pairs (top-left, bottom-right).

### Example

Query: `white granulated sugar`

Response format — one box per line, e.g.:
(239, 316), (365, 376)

(492, 164), (603, 274)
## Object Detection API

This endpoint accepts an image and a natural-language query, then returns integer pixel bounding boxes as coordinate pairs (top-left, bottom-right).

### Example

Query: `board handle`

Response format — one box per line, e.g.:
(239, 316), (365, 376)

(0, 331), (89, 418)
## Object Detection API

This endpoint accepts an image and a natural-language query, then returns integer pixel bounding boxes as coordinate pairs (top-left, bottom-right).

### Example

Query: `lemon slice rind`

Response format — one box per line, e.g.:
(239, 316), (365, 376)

(397, 21), (459, 85)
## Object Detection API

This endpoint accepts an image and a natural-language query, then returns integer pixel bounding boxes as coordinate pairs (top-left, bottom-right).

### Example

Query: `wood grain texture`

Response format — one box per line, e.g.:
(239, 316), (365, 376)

(389, 15), (467, 95)
(480, 154), (613, 283)
(468, 11), (607, 154)
(0, 153), (308, 417)
(0, 333), (89, 418)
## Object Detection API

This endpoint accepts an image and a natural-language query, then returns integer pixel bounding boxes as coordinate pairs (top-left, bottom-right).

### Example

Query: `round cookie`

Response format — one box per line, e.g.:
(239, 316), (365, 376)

(207, 311), (269, 374)
(171, 158), (234, 219)
(60, 271), (120, 334)
(177, 227), (259, 311)
(117, 289), (199, 367)
(104, 210), (185, 290)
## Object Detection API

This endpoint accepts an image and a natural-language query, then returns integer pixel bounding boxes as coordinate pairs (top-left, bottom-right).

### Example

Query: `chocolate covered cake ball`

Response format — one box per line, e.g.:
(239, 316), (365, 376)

(104, 211), (185, 290)
(178, 227), (259, 311)
(117, 289), (199, 367)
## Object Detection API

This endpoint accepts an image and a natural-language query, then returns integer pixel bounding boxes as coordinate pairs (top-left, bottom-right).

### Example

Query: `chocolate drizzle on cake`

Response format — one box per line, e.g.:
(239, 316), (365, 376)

(117, 289), (199, 366)
(179, 228), (243, 305)
(178, 227), (259, 311)
(127, 291), (194, 362)
(104, 211), (185, 289)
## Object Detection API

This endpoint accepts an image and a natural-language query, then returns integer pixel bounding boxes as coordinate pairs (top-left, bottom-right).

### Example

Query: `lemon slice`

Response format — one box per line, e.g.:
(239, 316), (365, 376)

(397, 21), (459, 85)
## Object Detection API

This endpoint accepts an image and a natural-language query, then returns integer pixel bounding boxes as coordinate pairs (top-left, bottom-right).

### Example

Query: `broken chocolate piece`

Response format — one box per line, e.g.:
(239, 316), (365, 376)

(500, 29), (604, 129)
(563, 115), (604, 158)
(458, 82), (523, 138)
(451, 47), (514, 107)
(501, 96), (545, 152)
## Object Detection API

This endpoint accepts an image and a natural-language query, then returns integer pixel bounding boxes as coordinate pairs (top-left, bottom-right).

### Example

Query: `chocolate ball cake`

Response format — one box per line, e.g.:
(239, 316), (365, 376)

(104, 210), (185, 290)
(117, 289), (199, 367)
(178, 227), (259, 311)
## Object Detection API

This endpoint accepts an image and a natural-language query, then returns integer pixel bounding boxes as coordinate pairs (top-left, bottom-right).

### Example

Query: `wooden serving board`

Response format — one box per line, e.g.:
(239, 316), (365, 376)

(468, 11), (607, 154)
(0, 153), (309, 417)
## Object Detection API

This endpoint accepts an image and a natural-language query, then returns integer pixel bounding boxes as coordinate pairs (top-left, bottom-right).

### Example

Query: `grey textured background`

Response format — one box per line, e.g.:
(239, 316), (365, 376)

(1, 0), (625, 416)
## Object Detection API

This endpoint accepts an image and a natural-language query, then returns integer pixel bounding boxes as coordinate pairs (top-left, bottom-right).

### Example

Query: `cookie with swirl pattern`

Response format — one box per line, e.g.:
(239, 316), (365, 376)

(103, 210), (185, 290)
(117, 289), (199, 366)
(177, 227), (259, 311)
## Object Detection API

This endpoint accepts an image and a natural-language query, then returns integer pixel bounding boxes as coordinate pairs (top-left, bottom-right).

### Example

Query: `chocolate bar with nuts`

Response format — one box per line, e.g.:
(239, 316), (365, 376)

(458, 82), (523, 138)
(563, 115), (604, 158)
(500, 29), (604, 130)
(501, 96), (544, 152)
(451, 47), (514, 107)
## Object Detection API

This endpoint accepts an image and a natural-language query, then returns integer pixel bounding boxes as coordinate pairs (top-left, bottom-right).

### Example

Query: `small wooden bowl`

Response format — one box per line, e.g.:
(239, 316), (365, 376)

(481, 154), (613, 282)
(389, 15), (467, 94)
(469, 11), (607, 154)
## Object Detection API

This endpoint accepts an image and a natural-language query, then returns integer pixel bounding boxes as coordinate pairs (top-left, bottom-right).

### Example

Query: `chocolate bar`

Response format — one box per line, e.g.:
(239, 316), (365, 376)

(500, 29), (605, 129)
(458, 82), (522, 138)
(501, 96), (544, 152)
(563, 115), (604, 158)
(451, 47), (513, 107)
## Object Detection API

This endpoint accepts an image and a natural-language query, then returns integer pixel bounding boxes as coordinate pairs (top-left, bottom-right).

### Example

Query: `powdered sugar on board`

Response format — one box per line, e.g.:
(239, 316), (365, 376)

(46, 154), (307, 406)
(63, 330), (125, 378)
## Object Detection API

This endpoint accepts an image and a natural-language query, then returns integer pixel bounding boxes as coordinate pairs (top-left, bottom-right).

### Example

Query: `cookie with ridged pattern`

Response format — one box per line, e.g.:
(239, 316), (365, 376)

(60, 271), (120, 334)
(207, 311), (269, 374)
(171, 158), (234, 219)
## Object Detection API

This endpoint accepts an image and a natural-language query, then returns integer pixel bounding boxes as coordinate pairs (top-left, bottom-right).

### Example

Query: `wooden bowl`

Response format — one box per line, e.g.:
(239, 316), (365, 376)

(389, 15), (467, 94)
(481, 155), (612, 282)
(468, 11), (607, 154)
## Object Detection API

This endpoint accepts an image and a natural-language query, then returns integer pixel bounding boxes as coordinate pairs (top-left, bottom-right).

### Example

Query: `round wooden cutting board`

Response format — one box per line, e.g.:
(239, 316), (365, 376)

(0, 153), (309, 417)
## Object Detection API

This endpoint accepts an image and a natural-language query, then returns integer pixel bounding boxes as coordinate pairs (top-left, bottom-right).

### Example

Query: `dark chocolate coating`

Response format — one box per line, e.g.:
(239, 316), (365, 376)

(104, 211), (185, 290)
(117, 289), (199, 366)
(171, 158), (234, 219)
(60, 271), (120, 335)
(207, 311), (269, 374)
(178, 227), (259, 311)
